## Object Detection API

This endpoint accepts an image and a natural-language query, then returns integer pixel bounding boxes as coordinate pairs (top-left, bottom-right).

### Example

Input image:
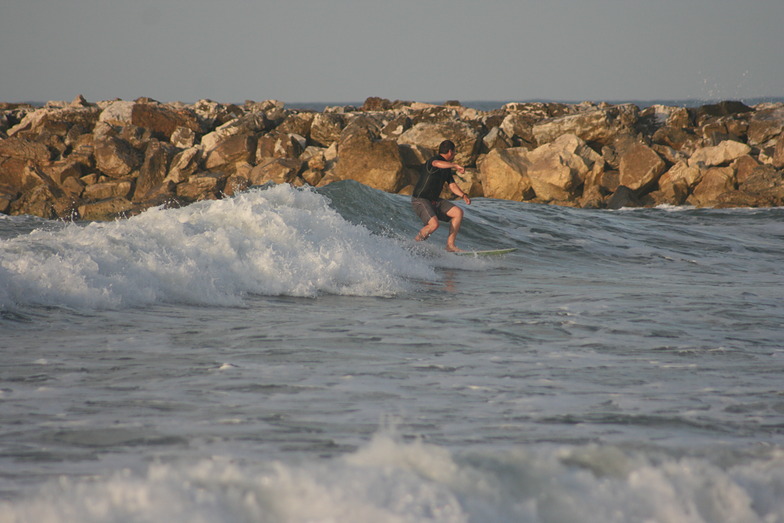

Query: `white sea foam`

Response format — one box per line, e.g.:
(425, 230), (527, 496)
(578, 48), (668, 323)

(0, 185), (436, 310)
(2, 431), (783, 523)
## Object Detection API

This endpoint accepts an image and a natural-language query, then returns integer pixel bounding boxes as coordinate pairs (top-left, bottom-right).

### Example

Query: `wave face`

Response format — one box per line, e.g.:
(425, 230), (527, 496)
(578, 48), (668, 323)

(0, 183), (437, 309)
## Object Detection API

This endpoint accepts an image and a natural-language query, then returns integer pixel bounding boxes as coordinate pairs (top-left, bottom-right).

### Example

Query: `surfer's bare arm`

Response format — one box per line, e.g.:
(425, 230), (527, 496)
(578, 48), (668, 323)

(431, 159), (465, 174)
(448, 182), (471, 205)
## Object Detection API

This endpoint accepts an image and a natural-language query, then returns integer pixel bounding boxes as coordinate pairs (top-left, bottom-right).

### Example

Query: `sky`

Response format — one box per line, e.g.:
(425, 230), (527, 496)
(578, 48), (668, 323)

(1, 0), (782, 105)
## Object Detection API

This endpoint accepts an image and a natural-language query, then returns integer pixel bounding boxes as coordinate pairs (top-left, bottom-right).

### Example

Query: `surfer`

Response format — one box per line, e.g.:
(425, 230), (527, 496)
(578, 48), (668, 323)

(411, 140), (471, 252)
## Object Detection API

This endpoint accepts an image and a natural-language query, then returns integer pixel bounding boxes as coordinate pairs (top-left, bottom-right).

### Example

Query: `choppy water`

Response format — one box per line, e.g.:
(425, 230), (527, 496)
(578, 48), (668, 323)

(1, 182), (783, 522)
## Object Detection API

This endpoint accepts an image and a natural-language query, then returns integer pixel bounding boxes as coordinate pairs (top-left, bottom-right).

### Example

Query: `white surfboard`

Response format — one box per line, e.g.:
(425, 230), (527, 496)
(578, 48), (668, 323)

(455, 248), (517, 256)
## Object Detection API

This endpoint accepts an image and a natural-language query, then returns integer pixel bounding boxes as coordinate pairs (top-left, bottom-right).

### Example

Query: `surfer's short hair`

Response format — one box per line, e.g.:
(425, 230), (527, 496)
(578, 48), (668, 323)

(438, 140), (456, 155)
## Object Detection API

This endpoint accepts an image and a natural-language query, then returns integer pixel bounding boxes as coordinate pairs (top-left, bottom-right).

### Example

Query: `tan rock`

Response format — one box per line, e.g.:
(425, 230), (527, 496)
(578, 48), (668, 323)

(397, 143), (431, 168)
(61, 175), (85, 198)
(380, 114), (412, 140)
(301, 169), (324, 187)
(171, 126), (197, 148)
(83, 180), (133, 200)
(397, 120), (481, 167)
(8, 105), (100, 139)
(224, 173), (251, 197)
(738, 165), (784, 205)
(249, 158), (304, 185)
(733, 155), (760, 184)
(688, 140), (752, 167)
(482, 126), (512, 152)
(42, 159), (86, 185)
(256, 131), (305, 160)
(688, 166), (735, 207)
(310, 113), (347, 147)
(133, 140), (176, 201)
(9, 184), (71, 219)
(277, 112), (316, 137)
(204, 133), (255, 170)
(94, 136), (142, 178)
(619, 143), (665, 191)
(100, 100), (201, 140)
(454, 169), (484, 198)
(499, 113), (536, 147)
(77, 197), (135, 221)
(478, 147), (532, 200)
(526, 134), (601, 202)
(532, 109), (616, 146)
(0, 189), (15, 214)
(658, 161), (701, 205)
(165, 147), (202, 184)
(334, 125), (409, 193)
(773, 134), (784, 168)
(747, 107), (784, 145)
(0, 137), (53, 162)
(176, 173), (225, 201)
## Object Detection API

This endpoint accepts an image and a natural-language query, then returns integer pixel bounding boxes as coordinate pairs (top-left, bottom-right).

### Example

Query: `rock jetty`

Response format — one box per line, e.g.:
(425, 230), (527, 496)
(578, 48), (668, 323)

(2, 95), (783, 220)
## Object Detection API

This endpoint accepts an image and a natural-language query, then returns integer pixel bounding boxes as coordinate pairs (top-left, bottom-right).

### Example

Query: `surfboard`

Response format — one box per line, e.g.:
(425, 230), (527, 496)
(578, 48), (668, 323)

(455, 248), (517, 256)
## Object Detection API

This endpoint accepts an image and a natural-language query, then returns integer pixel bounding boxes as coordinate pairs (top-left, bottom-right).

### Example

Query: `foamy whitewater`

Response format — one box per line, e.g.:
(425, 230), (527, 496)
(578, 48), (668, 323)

(1, 182), (783, 522)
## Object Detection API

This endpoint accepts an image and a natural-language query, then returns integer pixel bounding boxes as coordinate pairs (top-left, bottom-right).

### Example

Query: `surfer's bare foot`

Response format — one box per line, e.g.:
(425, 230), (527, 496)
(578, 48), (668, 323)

(415, 233), (429, 242)
(446, 246), (464, 253)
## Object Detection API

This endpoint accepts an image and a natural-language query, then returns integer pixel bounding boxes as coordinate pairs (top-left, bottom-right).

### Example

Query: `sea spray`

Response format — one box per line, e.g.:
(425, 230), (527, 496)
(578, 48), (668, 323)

(2, 431), (783, 522)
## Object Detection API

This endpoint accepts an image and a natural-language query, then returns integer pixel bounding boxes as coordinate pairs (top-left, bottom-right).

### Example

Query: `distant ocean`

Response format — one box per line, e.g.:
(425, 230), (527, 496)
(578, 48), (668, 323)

(15, 97), (784, 111)
(1, 181), (783, 522)
(287, 97), (784, 112)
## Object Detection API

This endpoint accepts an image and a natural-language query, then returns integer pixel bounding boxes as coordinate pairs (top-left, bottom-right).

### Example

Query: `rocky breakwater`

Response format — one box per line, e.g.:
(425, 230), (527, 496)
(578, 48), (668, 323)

(2, 95), (784, 221)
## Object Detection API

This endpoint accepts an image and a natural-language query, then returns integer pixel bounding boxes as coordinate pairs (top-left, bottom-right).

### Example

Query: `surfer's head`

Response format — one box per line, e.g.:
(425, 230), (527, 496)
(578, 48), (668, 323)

(438, 140), (456, 155)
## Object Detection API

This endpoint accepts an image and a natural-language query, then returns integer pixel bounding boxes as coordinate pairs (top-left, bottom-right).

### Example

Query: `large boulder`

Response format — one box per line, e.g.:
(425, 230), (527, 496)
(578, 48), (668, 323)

(688, 166), (735, 207)
(397, 120), (481, 167)
(256, 131), (306, 160)
(478, 147), (532, 200)
(747, 107), (784, 146)
(190, 99), (244, 129)
(77, 197), (135, 221)
(773, 133), (784, 168)
(0, 137), (53, 162)
(657, 161), (701, 204)
(333, 123), (409, 193)
(165, 147), (202, 184)
(93, 135), (143, 178)
(532, 108), (618, 146)
(176, 173), (225, 201)
(688, 140), (752, 167)
(204, 133), (256, 171)
(133, 140), (177, 201)
(310, 113), (347, 147)
(499, 112), (537, 148)
(276, 112), (316, 138)
(7, 163), (72, 219)
(100, 100), (201, 140)
(83, 180), (133, 201)
(526, 134), (601, 202)
(737, 165), (784, 206)
(200, 112), (269, 151)
(618, 143), (666, 192)
(652, 126), (702, 154)
(249, 158), (304, 185)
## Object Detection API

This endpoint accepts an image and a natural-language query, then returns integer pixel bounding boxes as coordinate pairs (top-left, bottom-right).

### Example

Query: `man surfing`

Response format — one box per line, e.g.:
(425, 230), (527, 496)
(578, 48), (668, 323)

(411, 140), (471, 252)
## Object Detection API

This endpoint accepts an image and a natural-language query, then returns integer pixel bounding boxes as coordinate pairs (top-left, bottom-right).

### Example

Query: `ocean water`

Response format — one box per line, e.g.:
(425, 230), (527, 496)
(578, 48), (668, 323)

(1, 181), (783, 522)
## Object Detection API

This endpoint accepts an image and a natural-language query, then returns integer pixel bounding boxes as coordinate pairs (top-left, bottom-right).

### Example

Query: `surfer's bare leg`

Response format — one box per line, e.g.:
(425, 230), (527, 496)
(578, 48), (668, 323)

(415, 217), (439, 242)
(445, 206), (464, 252)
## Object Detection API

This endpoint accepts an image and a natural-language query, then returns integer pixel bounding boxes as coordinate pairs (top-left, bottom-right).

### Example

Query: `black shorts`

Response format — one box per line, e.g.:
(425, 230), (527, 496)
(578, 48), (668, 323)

(412, 197), (455, 224)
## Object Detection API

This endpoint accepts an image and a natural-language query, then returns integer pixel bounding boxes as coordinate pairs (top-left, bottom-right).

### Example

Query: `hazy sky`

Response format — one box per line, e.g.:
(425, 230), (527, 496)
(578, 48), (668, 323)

(2, 0), (782, 105)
